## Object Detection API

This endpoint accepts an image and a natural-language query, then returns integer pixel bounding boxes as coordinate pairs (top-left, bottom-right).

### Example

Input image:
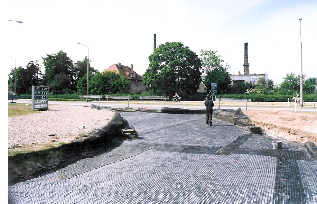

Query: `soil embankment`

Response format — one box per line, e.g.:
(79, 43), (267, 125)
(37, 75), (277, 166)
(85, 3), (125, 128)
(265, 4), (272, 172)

(242, 110), (317, 144)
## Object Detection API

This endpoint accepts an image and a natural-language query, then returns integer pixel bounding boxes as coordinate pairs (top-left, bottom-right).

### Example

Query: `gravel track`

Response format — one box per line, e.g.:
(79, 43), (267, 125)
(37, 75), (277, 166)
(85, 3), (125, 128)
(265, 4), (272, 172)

(8, 105), (115, 149)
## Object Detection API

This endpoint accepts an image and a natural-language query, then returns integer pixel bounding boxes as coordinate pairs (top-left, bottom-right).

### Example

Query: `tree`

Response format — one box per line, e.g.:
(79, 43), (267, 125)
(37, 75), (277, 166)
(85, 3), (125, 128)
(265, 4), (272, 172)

(77, 72), (130, 95)
(267, 79), (274, 90)
(102, 72), (130, 94)
(8, 66), (24, 94)
(76, 73), (93, 95)
(304, 78), (317, 94)
(43, 51), (76, 94)
(231, 81), (254, 94)
(144, 42), (202, 97)
(74, 57), (98, 81)
(8, 61), (42, 94)
(24, 61), (43, 90)
(200, 50), (231, 94)
(279, 73), (300, 95)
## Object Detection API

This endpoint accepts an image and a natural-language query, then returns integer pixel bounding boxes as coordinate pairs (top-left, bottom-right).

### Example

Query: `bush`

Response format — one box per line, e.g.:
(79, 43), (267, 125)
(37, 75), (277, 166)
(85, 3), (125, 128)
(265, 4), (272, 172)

(77, 72), (130, 95)
(219, 93), (317, 102)
(183, 93), (206, 101)
(304, 94), (317, 102)
(19, 94), (32, 99)
(48, 93), (80, 100)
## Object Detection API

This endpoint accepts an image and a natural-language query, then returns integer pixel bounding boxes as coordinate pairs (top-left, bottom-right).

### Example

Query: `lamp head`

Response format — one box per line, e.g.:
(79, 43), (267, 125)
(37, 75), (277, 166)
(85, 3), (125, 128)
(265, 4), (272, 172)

(8, 19), (24, 23)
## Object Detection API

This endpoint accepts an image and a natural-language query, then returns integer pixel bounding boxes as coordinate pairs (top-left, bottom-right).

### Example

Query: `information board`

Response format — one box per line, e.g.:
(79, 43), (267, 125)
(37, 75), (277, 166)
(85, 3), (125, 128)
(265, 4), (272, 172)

(211, 83), (217, 96)
(32, 86), (49, 110)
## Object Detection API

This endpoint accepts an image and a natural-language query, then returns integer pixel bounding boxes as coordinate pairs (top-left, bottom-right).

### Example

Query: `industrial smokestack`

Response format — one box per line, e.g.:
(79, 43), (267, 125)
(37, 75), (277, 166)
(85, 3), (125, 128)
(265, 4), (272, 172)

(154, 33), (156, 51)
(243, 42), (250, 75)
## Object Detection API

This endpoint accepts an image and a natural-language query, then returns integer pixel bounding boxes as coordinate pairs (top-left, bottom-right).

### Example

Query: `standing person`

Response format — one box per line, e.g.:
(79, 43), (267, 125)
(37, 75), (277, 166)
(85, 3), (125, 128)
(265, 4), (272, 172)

(204, 93), (214, 126)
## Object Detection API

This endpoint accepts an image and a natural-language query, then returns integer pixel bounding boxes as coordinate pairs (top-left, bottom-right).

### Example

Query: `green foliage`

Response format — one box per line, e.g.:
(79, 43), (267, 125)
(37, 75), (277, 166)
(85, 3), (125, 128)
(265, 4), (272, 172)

(182, 92), (206, 101)
(304, 78), (317, 94)
(89, 73), (107, 95)
(230, 81), (254, 94)
(200, 50), (231, 94)
(220, 93), (317, 102)
(74, 57), (98, 80)
(144, 42), (202, 97)
(246, 77), (275, 95)
(18, 92), (317, 102)
(77, 73), (95, 95)
(267, 79), (274, 90)
(43, 51), (76, 94)
(8, 61), (42, 94)
(304, 94), (317, 102)
(219, 94), (249, 99)
(279, 73), (300, 95)
(18, 93), (81, 101)
(77, 72), (130, 95)
(278, 74), (316, 95)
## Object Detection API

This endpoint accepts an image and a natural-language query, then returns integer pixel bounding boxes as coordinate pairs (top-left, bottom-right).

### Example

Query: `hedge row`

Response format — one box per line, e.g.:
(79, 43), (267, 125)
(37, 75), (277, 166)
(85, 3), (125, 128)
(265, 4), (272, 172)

(219, 94), (317, 102)
(17, 92), (157, 101)
(15, 93), (317, 102)
(18, 93), (81, 101)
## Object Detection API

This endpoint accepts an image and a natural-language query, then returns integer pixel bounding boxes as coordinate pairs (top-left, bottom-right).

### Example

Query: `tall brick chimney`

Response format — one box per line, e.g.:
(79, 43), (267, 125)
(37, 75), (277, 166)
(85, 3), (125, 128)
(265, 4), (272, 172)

(243, 42), (250, 75)
(154, 33), (156, 51)
(131, 64), (133, 71)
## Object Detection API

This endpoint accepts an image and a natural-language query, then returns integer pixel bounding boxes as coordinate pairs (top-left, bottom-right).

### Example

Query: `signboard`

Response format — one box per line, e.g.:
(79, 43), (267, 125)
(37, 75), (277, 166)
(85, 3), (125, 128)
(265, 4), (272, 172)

(32, 86), (49, 111)
(210, 83), (217, 96)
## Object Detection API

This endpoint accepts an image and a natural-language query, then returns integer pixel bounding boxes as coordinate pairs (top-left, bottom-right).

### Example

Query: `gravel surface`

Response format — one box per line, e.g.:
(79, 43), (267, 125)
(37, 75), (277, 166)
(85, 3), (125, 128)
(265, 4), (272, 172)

(8, 105), (115, 149)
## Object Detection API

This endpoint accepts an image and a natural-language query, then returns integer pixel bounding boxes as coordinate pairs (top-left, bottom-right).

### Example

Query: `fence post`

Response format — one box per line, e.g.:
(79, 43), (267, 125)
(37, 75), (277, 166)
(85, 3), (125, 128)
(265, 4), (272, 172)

(218, 96), (220, 109)
(294, 100), (297, 112)
(32, 86), (35, 111)
(246, 98), (248, 111)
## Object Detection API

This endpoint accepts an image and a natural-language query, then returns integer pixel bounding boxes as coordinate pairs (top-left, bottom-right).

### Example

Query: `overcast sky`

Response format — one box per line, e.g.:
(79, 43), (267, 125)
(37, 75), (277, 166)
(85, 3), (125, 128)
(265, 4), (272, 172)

(3, 0), (317, 85)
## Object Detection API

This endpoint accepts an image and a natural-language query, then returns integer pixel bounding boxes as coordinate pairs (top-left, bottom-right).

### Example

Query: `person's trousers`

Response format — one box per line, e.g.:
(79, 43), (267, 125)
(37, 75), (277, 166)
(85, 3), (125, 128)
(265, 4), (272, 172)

(206, 111), (213, 125)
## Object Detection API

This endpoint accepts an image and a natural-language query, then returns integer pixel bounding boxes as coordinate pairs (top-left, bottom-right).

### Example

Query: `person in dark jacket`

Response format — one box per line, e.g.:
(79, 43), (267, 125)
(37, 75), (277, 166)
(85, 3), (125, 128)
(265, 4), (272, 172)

(204, 93), (214, 126)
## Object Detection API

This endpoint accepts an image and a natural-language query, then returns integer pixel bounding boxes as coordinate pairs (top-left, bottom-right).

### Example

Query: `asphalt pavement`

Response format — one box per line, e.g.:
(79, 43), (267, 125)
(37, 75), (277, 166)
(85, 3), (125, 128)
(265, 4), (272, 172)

(8, 111), (317, 203)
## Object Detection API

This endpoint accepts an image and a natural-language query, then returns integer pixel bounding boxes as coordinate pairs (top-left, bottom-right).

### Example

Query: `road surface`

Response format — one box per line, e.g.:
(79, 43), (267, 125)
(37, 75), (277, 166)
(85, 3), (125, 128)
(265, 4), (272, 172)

(9, 112), (317, 203)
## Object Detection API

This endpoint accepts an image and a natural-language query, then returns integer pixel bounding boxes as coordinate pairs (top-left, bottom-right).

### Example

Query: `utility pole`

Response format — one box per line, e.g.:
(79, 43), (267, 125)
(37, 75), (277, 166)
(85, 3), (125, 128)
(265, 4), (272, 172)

(8, 19), (24, 94)
(14, 58), (17, 94)
(154, 33), (157, 51)
(299, 18), (304, 107)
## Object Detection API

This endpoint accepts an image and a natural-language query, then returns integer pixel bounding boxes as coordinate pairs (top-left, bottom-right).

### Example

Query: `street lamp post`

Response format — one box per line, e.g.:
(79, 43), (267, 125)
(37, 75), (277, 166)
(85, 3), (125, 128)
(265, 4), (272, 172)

(14, 59), (17, 93)
(8, 19), (24, 94)
(77, 42), (89, 102)
(299, 18), (304, 107)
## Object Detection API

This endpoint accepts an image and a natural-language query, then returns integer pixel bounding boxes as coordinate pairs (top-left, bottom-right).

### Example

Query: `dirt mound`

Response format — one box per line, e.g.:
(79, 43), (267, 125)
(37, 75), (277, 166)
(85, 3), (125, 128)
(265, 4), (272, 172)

(243, 110), (317, 144)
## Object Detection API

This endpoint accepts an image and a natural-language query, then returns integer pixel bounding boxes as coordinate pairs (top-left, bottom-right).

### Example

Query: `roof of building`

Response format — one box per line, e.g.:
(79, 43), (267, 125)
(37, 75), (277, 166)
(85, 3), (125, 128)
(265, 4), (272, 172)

(103, 63), (143, 81)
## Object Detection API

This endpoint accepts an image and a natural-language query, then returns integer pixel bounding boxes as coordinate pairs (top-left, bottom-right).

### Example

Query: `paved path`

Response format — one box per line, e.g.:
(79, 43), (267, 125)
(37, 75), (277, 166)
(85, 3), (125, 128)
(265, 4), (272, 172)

(9, 112), (317, 203)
